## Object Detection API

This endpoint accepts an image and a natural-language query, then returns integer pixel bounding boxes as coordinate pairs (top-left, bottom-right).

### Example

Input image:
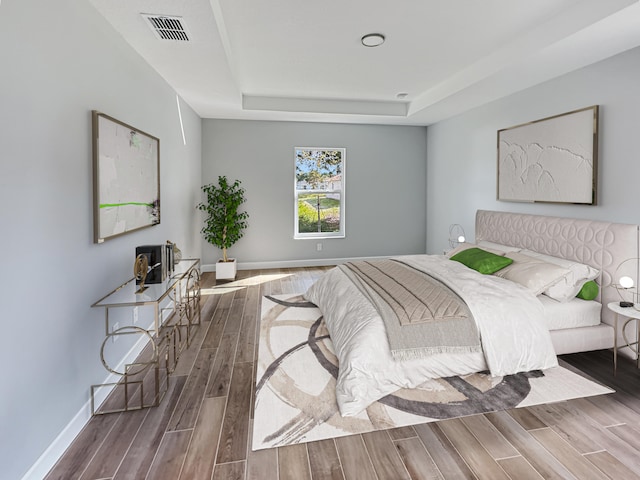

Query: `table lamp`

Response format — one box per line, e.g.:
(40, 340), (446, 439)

(613, 257), (640, 309)
(448, 224), (466, 249)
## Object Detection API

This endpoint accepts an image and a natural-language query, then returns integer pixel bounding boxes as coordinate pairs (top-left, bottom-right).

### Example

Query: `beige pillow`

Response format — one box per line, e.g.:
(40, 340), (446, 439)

(447, 242), (505, 258)
(493, 252), (571, 295)
(476, 240), (521, 254)
(520, 249), (600, 302)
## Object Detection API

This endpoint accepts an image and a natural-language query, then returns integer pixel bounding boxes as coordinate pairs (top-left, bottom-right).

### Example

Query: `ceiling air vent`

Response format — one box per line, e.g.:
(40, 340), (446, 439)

(142, 14), (190, 41)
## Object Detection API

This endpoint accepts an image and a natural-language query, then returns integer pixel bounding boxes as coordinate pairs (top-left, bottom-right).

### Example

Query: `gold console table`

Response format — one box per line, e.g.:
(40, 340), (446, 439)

(90, 259), (201, 414)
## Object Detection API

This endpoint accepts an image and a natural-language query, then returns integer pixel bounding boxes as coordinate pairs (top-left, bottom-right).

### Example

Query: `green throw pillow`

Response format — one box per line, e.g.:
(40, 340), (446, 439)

(576, 280), (599, 300)
(450, 247), (513, 275)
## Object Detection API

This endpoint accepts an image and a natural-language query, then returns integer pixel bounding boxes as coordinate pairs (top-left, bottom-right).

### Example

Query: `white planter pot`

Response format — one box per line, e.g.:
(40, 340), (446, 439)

(216, 258), (237, 280)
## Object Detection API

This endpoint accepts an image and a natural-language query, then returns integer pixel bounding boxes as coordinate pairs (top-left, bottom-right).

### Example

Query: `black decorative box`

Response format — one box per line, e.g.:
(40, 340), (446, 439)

(135, 245), (167, 284)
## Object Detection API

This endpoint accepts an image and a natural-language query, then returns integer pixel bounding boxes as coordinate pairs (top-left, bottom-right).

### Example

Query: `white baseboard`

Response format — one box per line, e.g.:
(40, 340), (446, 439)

(20, 399), (93, 480)
(201, 255), (392, 273)
(21, 308), (173, 480)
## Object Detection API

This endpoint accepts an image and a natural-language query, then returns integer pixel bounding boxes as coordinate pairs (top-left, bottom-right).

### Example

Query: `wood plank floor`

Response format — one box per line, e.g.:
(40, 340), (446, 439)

(45, 267), (640, 480)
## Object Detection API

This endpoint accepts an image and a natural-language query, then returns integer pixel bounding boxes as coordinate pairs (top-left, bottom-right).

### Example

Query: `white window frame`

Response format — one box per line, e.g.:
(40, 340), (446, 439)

(294, 147), (345, 239)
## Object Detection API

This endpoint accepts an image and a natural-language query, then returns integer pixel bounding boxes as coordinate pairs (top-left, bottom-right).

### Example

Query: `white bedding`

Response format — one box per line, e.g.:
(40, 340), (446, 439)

(538, 294), (602, 330)
(304, 254), (558, 416)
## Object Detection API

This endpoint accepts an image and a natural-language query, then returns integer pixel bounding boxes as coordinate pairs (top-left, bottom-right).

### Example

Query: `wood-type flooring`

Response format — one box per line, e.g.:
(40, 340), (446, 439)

(45, 267), (640, 479)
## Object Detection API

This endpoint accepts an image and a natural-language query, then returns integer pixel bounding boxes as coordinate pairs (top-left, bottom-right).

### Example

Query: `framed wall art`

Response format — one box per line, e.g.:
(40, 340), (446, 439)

(497, 105), (598, 205)
(92, 111), (160, 243)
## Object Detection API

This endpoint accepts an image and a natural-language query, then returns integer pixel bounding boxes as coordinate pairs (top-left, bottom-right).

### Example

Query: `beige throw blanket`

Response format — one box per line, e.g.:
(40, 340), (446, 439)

(341, 259), (481, 360)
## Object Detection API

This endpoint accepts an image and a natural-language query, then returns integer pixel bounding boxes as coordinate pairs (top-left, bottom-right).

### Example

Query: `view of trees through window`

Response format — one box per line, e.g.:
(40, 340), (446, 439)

(295, 148), (345, 238)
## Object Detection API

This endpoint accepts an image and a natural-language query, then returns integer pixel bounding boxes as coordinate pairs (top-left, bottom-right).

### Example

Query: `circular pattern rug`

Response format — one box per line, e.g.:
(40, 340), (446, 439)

(252, 294), (613, 450)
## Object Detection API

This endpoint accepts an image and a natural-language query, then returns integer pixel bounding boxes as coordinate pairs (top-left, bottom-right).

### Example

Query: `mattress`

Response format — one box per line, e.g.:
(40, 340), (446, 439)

(538, 294), (602, 331)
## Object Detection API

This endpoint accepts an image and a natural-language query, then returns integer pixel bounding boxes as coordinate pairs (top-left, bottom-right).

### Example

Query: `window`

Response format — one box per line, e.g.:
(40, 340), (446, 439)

(294, 147), (345, 239)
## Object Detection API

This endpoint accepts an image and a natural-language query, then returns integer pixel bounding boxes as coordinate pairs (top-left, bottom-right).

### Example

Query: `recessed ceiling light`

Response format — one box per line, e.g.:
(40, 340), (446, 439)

(396, 92), (409, 99)
(361, 33), (385, 47)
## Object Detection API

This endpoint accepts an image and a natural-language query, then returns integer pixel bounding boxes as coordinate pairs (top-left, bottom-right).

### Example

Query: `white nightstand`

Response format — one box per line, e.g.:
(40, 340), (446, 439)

(607, 302), (640, 371)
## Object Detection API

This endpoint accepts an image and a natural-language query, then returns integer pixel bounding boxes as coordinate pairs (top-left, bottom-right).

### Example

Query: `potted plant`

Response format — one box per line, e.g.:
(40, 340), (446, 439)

(197, 176), (249, 280)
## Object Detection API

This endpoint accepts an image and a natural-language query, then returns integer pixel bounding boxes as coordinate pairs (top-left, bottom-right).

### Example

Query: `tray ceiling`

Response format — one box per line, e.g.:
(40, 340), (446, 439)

(89, 0), (640, 125)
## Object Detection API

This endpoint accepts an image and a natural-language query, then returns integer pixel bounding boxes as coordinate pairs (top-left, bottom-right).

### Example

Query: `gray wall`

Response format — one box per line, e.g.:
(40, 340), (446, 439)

(201, 120), (428, 267)
(426, 46), (640, 255)
(0, 1), (202, 478)
(8, 1), (637, 476)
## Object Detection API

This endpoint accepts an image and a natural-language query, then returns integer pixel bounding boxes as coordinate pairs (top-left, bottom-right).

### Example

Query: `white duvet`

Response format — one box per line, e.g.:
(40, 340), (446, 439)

(303, 254), (558, 416)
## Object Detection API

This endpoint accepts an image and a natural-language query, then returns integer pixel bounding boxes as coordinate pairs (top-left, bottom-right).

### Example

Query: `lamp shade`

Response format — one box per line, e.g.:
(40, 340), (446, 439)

(620, 276), (634, 289)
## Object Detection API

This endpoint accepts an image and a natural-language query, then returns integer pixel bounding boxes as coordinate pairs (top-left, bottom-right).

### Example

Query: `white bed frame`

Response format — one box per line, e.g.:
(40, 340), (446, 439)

(475, 210), (639, 360)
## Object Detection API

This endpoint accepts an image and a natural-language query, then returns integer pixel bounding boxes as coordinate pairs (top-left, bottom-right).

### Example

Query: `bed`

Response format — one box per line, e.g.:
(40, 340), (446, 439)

(304, 210), (639, 417)
(475, 210), (638, 357)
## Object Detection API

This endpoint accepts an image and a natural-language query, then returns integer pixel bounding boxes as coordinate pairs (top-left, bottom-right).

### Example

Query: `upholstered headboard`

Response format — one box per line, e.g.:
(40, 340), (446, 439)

(475, 210), (639, 333)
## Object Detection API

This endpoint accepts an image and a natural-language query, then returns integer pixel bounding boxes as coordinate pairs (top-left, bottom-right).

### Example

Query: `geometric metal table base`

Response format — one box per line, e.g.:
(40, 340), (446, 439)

(91, 260), (201, 415)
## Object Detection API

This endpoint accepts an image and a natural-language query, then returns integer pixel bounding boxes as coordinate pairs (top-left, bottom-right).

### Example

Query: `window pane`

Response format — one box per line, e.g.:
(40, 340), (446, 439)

(298, 193), (341, 233)
(294, 147), (345, 239)
(295, 149), (343, 191)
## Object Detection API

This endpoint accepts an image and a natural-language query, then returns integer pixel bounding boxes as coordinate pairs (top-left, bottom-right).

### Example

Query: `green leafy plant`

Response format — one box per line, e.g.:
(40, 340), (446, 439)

(197, 176), (249, 262)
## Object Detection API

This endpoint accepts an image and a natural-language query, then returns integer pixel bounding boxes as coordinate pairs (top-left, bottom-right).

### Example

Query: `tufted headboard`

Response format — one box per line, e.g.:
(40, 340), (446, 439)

(475, 210), (639, 333)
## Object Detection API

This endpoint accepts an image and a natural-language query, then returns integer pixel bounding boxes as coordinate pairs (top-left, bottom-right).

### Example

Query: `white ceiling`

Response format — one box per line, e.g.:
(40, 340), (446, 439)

(89, 0), (640, 126)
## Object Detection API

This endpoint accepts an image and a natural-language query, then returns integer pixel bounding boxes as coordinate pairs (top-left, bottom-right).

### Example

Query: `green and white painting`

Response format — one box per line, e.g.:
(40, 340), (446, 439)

(93, 111), (160, 243)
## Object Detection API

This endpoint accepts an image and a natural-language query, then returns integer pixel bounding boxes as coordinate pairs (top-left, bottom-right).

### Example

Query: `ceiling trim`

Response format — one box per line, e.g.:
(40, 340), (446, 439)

(242, 95), (408, 116)
(408, 0), (638, 116)
(208, 0), (239, 88)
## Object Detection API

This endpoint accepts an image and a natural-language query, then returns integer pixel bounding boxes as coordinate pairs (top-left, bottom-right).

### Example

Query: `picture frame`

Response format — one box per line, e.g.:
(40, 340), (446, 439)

(497, 105), (598, 205)
(92, 111), (160, 243)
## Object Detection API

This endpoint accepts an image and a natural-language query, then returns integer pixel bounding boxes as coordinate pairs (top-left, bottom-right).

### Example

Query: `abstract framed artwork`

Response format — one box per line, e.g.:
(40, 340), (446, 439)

(92, 111), (160, 243)
(497, 105), (598, 204)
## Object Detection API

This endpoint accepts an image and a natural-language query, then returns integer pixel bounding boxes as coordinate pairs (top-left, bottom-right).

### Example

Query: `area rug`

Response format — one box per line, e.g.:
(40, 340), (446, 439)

(253, 294), (613, 450)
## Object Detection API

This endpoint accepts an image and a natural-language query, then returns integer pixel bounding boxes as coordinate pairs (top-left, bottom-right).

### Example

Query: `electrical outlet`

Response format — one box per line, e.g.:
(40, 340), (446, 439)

(112, 322), (120, 343)
(317, 242), (323, 252)
(133, 307), (139, 324)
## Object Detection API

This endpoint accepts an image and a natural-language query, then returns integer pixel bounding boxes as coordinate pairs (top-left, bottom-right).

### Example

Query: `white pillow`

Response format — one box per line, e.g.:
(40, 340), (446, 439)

(520, 249), (600, 302)
(476, 240), (521, 254)
(493, 252), (571, 295)
(446, 242), (505, 258)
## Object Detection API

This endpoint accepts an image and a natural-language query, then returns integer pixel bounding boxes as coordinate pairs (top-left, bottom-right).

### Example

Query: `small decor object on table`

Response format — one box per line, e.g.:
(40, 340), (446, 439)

(167, 240), (182, 266)
(197, 176), (249, 281)
(135, 245), (167, 284)
(133, 254), (149, 293)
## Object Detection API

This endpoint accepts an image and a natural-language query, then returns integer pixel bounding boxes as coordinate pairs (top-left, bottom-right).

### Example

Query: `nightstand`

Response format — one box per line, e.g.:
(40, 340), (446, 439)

(607, 302), (640, 371)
